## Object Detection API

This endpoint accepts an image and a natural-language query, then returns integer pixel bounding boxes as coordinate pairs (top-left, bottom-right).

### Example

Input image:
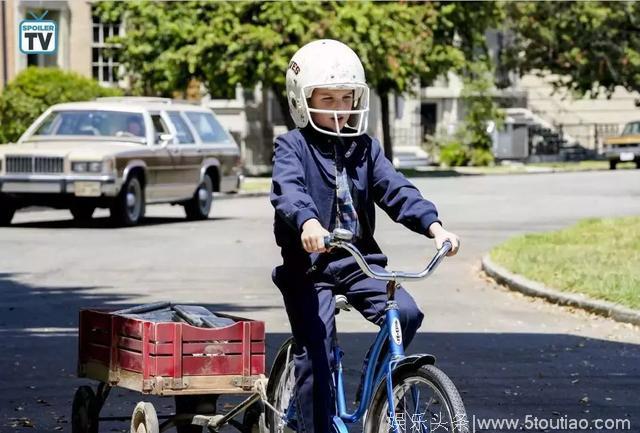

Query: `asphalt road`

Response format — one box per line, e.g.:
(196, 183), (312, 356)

(1, 169), (639, 432)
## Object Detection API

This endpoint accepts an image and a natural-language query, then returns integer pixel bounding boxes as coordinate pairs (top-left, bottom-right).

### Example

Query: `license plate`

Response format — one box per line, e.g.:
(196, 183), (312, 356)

(74, 181), (101, 197)
(620, 152), (635, 162)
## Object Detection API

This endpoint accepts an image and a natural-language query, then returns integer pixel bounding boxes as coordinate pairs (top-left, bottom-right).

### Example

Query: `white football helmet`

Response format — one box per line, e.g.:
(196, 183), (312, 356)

(286, 39), (369, 137)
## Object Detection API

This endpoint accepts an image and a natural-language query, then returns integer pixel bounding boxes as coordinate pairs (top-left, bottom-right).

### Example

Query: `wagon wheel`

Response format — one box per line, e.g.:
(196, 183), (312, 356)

(174, 394), (218, 433)
(130, 402), (159, 433)
(71, 385), (99, 433)
(242, 401), (267, 433)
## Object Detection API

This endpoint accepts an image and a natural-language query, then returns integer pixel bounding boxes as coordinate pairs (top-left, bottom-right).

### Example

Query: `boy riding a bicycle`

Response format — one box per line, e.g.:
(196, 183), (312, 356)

(270, 39), (460, 433)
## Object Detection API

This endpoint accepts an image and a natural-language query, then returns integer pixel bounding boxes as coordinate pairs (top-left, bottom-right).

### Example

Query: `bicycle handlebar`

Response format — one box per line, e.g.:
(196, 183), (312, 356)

(323, 228), (451, 282)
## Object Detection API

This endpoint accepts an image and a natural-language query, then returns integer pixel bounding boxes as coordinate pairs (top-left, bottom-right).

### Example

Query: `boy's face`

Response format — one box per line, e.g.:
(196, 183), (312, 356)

(308, 88), (354, 133)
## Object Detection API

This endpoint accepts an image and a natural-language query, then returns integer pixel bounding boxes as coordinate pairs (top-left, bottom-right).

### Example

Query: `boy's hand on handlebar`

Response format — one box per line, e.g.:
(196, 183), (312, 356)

(301, 219), (331, 253)
(428, 223), (460, 257)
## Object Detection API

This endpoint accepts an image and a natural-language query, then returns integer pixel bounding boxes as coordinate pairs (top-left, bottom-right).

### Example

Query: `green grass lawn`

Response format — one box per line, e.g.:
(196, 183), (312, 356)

(490, 217), (640, 309)
(530, 160), (637, 171)
(401, 160), (637, 177)
(459, 160), (637, 174)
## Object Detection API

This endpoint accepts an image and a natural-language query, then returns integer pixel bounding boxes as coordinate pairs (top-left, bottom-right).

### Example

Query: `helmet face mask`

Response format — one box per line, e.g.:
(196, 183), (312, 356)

(302, 84), (370, 137)
(286, 40), (370, 137)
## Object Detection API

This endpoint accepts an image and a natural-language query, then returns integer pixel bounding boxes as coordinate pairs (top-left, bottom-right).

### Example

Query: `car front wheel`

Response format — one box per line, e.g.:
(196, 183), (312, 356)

(0, 196), (16, 226)
(184, 174), (213, 220)
(110, 175), (145, 226)
(0, 206), (15, 226)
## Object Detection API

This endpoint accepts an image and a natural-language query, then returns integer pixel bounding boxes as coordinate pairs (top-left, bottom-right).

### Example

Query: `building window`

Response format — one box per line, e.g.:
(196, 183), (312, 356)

(91, 13), (122, 85)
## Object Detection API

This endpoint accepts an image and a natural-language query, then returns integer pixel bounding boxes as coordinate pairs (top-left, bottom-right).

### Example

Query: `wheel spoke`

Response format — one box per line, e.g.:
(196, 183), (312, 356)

(378, 376), (458, 433)
(410, 386), (420, 414)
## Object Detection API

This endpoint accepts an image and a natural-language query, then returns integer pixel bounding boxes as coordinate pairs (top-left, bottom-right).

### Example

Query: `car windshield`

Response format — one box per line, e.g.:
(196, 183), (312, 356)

(621, 122), (640, 135)
(34, 110), (146, 139)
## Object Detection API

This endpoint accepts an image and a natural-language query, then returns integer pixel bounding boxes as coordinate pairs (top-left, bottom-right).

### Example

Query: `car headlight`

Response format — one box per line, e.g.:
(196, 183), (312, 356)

(72, 161), (102, 173)
(88, 162), (102, 173)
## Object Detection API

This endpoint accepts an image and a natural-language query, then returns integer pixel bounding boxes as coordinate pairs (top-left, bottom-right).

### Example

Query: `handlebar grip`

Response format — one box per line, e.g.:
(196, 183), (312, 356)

(441, 239), (453, 253)
(324, 229), (353, 249)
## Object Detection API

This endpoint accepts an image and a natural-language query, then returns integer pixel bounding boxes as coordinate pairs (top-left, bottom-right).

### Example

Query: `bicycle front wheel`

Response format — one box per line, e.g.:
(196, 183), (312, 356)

(364, 364), (469, 433)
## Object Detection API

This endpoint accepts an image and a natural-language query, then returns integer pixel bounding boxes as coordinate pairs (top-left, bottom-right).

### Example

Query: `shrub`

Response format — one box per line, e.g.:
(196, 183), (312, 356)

(439, 141), (470, 167)
(0, 67), (121, 143)
(469, 147), (494, 166)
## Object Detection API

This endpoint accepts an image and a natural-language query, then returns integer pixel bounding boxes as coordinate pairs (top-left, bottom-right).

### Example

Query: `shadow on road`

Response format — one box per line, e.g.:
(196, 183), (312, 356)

(9, 215), (233, 229)
(0, 273), (637, 431)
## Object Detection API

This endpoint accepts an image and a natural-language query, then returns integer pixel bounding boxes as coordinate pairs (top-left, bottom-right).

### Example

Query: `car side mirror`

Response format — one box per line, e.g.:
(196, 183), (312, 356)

(159, 133), (174, 147)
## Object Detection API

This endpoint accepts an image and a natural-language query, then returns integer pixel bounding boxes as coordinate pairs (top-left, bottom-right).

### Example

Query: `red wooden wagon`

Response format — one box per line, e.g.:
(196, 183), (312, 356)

(72, 302), (267, 433)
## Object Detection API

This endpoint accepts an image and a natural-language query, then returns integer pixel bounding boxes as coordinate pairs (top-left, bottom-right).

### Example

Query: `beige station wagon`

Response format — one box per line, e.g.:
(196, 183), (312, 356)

(0, 97), (243, 226)
(604, 120), (640, 170)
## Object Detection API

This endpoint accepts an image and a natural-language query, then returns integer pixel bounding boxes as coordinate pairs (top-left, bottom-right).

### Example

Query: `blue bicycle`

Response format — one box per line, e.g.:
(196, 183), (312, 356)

(263, 229), (469, 433)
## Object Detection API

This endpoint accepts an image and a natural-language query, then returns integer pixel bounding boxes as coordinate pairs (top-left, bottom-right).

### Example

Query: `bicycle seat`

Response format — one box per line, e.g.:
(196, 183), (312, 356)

(334, 295), (351, 314)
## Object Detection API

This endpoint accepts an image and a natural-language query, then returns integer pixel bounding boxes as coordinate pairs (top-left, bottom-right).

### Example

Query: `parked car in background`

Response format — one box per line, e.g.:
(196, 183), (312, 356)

(604, 121), (640, 169)
(392, 145), (433, 169)
(0, 97), (243, 226)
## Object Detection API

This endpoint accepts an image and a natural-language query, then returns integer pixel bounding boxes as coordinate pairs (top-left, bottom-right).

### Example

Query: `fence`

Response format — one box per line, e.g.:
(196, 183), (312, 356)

(557, 123), (620, 154)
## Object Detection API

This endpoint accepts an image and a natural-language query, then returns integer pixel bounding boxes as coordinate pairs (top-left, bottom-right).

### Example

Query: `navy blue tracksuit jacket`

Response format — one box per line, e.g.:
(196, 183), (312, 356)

(270, 125), (441, 433)
(271, 126), (441, 261)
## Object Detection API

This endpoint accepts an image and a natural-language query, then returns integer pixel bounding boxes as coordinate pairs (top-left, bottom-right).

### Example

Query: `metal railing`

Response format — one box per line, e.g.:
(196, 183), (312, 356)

(557, 123), (620, 153)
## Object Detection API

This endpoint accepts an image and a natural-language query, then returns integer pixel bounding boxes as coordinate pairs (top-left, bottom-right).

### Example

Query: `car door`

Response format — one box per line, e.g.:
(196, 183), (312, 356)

(184, 110), (241, 193)
(146, 111), (182, 202)
(166, 111), (200, 199)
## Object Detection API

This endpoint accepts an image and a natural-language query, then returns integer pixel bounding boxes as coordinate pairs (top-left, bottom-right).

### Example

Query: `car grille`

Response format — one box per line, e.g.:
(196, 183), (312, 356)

(6, 156), (64, 174)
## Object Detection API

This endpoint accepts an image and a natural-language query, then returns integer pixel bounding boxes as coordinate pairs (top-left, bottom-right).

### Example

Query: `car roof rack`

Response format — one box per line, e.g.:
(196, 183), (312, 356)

(95, 97), (173, 104)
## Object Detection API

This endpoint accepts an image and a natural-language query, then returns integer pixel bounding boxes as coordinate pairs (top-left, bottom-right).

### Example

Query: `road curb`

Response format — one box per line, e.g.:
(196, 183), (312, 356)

(214, 191), (269, 200)
(481, 255), (640, 327)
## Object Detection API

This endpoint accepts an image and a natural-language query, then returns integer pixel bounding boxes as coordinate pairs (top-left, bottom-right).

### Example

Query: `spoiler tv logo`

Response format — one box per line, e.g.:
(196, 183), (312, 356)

(19, 11), (57, 54)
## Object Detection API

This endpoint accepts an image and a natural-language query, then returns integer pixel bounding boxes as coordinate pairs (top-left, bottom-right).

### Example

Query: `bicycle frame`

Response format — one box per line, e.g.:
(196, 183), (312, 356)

(328, 229), (451, 433)
(333, 296), (405, 425)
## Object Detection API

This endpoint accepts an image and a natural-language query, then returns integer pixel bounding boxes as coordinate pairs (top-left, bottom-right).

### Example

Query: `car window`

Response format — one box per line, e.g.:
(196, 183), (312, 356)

(34, 110), (146, 138)
(167, 111), (195, 144)
(622, 122), (640, 135)
(151, 113), (170, 144)
(185, 111), (230, 144)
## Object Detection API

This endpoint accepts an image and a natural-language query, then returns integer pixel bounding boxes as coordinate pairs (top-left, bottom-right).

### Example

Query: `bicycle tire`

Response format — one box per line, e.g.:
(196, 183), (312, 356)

(364, 364), (469, 433)
(267, 340), (296, 433)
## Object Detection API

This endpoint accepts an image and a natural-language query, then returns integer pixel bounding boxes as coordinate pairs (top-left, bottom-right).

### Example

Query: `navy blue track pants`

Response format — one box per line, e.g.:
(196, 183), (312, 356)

(272, 253), (424, 433)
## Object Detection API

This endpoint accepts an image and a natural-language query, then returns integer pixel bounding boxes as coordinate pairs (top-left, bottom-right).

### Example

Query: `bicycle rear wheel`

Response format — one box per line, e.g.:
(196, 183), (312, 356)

(364, 364), (469, 433)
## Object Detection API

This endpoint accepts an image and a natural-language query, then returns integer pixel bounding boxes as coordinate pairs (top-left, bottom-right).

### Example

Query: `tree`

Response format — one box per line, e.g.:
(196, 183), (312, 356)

(439, 60), (504, 167)
(502, 2), (640, 97)
(0, 67), (120, 143)
(96, 1), (501, 161)
(95, 1), (330, 126)
(328, 2), (463, 159)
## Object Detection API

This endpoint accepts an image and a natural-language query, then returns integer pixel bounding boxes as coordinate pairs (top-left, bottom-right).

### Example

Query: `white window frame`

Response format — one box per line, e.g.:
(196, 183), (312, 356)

(91, 12), (123, 86)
